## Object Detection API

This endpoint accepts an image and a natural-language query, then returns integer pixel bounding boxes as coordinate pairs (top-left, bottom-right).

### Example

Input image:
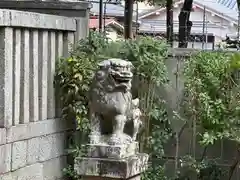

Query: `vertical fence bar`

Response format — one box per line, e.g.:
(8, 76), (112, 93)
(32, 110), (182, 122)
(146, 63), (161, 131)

(13, 29), (21, 125)
(0, 27), (13, 127)
(67, 32), (75, 51)
(55, 32), (64, 118)
(237, 11), (240, 51)
(63, 32), (74, 57)
(202, 6), (206, 49)
(57, 32), (64, 58)
(29, 30), (39, 122)
(38, 31), (48, 121)
(76, 17), (89, 42)
(47, 31), (56, 119)
(20, 29), (30, 124)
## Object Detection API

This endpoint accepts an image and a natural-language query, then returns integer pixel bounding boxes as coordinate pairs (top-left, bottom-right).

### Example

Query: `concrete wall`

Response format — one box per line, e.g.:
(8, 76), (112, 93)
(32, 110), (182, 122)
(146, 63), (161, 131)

(161, 48), (240, 180)
(0, 8), (83, 180)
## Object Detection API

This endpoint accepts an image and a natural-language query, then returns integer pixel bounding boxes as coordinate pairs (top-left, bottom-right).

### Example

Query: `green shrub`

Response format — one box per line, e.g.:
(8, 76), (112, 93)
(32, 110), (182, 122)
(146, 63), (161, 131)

(184, 51), (240, 145)
(56, 32), (240, 180)
(181, 51), (240, 179)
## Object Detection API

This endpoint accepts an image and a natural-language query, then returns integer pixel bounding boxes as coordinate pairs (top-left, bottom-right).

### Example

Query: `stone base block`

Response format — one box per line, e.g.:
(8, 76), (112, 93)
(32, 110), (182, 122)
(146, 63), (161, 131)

(82, 175), (141, 180)
(86, 141), (139, 159)
(74, 153), (148, 179)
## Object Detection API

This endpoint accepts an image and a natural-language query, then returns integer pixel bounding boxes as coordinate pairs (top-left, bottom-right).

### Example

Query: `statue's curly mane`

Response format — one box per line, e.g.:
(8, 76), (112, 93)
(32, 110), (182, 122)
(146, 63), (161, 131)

(90, 67), (132, 116)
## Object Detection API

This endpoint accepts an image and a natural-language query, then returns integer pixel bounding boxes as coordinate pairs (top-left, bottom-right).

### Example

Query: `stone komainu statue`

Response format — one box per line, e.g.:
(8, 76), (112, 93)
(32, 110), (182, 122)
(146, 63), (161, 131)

(89, 58), (142, 145)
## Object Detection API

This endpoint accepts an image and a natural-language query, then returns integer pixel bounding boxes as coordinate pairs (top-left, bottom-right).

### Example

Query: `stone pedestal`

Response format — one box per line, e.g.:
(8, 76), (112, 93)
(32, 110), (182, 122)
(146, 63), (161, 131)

(86, 141), (139, 159)
(82, 175), (141, 180)
(74, 142), (149, 179)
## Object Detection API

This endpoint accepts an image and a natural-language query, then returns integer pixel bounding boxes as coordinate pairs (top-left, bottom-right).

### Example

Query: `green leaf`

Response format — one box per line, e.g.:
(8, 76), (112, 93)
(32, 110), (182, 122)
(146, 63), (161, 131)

(230, 53), (240, 69)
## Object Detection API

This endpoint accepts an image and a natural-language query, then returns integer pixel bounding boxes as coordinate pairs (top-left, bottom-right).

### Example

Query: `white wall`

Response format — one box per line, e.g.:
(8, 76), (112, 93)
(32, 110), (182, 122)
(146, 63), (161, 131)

(107, 31), (118, 41)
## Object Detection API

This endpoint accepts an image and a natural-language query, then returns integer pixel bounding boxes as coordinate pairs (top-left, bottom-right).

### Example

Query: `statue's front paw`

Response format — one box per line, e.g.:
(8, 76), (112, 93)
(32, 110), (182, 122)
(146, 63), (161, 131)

(132, 98), (140, 107)
(108, 134), (122, 145)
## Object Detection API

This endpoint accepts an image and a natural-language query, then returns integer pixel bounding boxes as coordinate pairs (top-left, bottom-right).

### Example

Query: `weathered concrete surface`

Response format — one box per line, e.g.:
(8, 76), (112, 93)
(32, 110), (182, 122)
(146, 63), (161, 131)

(0, 9), (76, 31)
(0, 119), (73, 180)
(82, 175), (141, 180)
(0, 0), (91, 41)
(0, 2), (89, 179)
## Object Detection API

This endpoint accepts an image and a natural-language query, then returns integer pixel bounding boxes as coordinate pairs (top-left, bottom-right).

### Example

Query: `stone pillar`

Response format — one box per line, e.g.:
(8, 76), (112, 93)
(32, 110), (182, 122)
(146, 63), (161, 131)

(0, 27), (13, 128)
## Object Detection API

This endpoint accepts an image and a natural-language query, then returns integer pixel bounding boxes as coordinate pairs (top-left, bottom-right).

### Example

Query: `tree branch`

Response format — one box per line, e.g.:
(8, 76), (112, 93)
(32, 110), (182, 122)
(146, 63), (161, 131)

(228, 146), (240, 180)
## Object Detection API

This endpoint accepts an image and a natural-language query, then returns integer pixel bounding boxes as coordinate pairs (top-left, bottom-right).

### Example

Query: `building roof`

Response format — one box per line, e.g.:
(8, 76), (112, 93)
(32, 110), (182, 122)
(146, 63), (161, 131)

(138, 0), (182, 19)
(91, 1), (125, 17)
(194, 0), (238, 22)
(217, 0), (238, 10)
(89, 18), (124, 29)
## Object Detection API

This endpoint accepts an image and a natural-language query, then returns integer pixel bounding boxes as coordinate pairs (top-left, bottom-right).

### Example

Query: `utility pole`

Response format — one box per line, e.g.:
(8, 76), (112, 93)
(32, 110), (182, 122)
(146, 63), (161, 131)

(202, 6), (206, 49)
(166, 0), (173, 46)
(237, 11), (240, 50)
(238, 11), (240, 40)
(104, 1), (107, 35)
(124, 0), (134, 39)
(178, 0), (193, 48)
(99, 0), (103, 32)
(135, 1), (139, 35)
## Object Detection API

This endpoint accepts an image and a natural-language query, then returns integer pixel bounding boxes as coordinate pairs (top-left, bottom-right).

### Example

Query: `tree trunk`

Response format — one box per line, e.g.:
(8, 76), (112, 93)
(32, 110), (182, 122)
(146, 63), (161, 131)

(124, 0), (134, 39)
(166, 0), (173, 46)
(99, 0), (103, 32)
(178, 0), (193, 48)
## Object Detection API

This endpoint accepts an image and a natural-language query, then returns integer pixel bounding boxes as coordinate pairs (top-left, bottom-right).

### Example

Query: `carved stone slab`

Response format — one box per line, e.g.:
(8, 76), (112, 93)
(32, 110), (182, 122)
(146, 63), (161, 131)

(74, 153), (149, 179)
(85, 141), (139, 159)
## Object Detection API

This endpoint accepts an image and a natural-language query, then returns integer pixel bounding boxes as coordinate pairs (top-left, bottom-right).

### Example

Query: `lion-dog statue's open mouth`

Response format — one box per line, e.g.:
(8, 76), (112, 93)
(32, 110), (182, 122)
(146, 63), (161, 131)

(106, 59), (133, 92)
(109, 60), (133, 87)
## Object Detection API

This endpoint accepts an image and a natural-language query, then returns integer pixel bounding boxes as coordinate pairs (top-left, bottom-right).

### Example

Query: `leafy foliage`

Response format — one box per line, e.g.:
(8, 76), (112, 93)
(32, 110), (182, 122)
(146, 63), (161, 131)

(177, 156), (226, 180)
(142, 165), (168, 180)
(55, 49), (97, 134)
(121, 37), (169, 84)
(56, 32), (240, 180)
(183, 51), (240, 145)
(180, 51), (240, 179)
(55, 32), (171, 179)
